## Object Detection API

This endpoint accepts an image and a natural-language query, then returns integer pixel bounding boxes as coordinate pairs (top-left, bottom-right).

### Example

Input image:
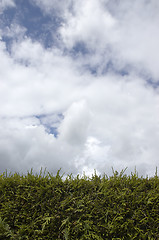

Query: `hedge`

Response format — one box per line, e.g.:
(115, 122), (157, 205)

(0, 169), (159, 239)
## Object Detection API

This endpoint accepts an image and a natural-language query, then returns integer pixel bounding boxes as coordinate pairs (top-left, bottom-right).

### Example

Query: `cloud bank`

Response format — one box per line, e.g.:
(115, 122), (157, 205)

(0, 0), (159, 176)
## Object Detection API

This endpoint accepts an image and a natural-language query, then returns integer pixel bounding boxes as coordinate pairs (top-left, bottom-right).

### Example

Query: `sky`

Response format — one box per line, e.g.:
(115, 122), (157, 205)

(0, 0), (159, 177)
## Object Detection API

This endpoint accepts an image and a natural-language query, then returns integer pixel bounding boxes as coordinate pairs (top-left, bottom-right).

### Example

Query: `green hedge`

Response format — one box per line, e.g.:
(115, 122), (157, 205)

(0, 169), (159, 239)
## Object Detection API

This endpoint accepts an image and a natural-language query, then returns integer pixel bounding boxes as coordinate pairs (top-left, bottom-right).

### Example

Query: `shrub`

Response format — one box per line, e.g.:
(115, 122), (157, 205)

(0, 169), (158, 239)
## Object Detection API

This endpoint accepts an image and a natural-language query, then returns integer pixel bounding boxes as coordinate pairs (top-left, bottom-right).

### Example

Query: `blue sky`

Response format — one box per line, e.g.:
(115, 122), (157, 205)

(0, 0), (159, 176)
(1, 0), (58, 48)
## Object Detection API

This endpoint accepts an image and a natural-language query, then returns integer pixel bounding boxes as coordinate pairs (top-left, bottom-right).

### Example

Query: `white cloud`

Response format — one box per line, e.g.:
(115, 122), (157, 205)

(114, 0), (159, 80)
(31, 0), (159, 81)
(32, 0), (72, 15)
(0, 38), (84, 117)
(1, 23), (26, 40)
(59, 0), (117, 49)
(56, 0), (159, 80)
(75, 136), (111, 174)
(0, 0), (159, 176)
(58, 100), (91, 145)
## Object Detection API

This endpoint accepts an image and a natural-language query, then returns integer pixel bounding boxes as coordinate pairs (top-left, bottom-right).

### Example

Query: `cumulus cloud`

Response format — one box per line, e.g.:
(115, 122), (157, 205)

(59, 100), (91, 145)
(56, 0), (159, 80)
(1, 23), (26, 40)
(32, 0), (72, 16)
(59, 0), (117, 49)
(0, 0), (159, 176)
(31, 0), (159, 80)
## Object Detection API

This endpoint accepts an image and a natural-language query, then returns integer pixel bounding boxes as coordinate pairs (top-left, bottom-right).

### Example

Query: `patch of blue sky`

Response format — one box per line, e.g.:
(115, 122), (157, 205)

(103, 61), (159, 88)
(45, 126), (59, 137)
(1, 0), (62, 50)
(0, 8), (15, 51)
(145, 78), (159, 89)
(61, 41), (92, 62)
(80, 60), (130, 77)
(35, 113), (64, 138)
(80, 63), (98, 76)
(82, 60), (159, 89)
(71, 41), (91, 56)
(100, 60), (129, 76)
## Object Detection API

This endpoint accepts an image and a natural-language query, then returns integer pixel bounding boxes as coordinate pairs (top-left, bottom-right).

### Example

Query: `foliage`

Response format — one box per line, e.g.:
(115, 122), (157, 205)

(0, 216), (14, 239)
(0, 169), (159, 239)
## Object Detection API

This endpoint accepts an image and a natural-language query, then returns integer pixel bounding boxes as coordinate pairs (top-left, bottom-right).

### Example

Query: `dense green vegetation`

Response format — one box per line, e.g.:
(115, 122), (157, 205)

(0, 169), (159, 239)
